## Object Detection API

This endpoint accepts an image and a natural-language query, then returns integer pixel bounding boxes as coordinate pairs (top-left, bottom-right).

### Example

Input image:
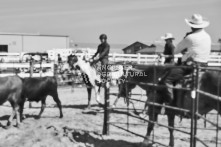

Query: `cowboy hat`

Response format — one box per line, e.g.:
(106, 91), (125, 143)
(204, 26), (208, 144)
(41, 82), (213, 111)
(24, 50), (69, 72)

(185, 14), (209, 28)
(161, 33), (175, 40)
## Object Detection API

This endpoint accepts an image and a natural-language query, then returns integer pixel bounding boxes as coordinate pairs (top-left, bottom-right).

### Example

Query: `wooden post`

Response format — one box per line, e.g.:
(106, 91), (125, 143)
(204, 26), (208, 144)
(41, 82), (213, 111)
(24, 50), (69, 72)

(103, 67), (110, 135)
(29, 57), (34, 108)
(39, 55), (42, 77)
(103, 83), (110, 135)
(190, 66), (198, 147)
(112, 53), (116, 62)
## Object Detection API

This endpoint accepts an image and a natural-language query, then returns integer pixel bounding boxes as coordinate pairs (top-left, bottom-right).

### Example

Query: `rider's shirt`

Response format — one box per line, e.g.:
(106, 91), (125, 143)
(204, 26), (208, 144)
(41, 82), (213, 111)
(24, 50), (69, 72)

(94, 42), (110, 62)
(163, 42), (175, 63)
(175, 29), (211, 63)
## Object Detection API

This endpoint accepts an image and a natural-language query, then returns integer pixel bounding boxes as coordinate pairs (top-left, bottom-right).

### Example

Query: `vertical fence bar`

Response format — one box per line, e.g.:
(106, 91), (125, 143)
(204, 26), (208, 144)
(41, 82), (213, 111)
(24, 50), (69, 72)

(29, 58), (34, 108)
(215, 73), (221, 147)
(103, 64), (110, 135)
(152, 65), (157, 142)
(190, 65), (196, 147)
(125, 69), (129, 131)
(194, 65), (199, 147)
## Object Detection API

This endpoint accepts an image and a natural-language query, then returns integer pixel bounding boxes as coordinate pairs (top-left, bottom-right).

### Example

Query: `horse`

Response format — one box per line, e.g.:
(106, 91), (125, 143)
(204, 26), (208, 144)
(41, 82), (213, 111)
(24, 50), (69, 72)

(68, 54), (124, 109)
(112, 65), (168, 111)
(118, 65), (221, 147)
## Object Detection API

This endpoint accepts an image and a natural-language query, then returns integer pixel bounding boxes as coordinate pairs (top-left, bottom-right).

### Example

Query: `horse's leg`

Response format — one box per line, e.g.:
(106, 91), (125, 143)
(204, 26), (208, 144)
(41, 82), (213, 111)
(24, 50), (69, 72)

(112, 95), (120, 108)
(112, 80), (125, 108)
(87, 87), (92, 109)
(142, 90), (149, 115)
(167, 114), (175, 147)
(142, 113), (158, 147)
(38, 98), (46, 118)
(94, 85), (102, 106)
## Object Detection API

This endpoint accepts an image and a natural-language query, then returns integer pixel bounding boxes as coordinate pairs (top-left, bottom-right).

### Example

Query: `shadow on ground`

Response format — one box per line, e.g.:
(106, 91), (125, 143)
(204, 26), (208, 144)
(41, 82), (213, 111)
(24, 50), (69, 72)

(63, 127), (140, 147)
(0, 115), (9, 121)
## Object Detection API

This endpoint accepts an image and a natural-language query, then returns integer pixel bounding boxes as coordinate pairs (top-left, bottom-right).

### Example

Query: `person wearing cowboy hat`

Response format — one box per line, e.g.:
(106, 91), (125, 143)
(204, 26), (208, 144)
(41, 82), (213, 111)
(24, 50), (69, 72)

(161, 33), (175, 64)
(159, 14), (211, 105)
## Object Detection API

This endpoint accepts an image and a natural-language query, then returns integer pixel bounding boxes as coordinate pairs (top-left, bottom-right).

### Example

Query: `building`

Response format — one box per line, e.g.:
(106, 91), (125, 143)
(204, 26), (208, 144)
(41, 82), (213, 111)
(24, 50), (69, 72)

(122, 41), (149, 54)
(136, 44), (164, 54)
(211, 43), (221, 54)
(0, 33), (69, 53)
(122, 41), (162, 54)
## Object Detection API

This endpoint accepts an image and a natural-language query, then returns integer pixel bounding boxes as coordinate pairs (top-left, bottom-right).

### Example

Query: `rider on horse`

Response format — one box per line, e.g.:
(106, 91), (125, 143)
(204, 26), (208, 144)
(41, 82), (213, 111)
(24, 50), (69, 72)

(90, 34), (110, 84)
(161, 14), (212, 104)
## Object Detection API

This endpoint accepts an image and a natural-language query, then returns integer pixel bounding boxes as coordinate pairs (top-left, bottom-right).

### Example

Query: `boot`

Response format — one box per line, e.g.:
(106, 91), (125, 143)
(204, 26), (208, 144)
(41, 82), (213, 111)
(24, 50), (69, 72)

(160, 83), (174, 115)
(165, 83), (174, 104)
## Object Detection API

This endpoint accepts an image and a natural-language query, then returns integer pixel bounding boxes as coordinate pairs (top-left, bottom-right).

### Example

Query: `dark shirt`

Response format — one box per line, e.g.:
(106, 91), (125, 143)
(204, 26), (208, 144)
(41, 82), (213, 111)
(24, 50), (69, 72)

(163, 42), (175, 64)
(93, 42), (110, 62)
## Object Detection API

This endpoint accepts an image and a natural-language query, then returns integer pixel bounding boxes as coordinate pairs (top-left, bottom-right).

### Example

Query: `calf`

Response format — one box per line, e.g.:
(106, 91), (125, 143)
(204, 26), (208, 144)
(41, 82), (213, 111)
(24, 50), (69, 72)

(21, 76), (63, 118)
(0, 76), (23, 127)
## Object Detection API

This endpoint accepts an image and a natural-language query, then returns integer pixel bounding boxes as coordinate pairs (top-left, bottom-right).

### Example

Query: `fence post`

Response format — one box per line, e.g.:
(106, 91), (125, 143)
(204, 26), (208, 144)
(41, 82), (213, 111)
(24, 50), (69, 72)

(190, 65), (198, 147)
(194, 66), (199, 147)
(103, 65), (110, 135)
(29, 58), (34, 108)
(137, 53), (141, 64)
(112, 53), (116, 62)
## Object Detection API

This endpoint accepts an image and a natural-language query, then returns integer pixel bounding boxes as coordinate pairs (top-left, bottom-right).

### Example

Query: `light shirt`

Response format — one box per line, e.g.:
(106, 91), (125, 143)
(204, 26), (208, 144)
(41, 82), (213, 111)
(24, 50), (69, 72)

(175, 29), (211, 63)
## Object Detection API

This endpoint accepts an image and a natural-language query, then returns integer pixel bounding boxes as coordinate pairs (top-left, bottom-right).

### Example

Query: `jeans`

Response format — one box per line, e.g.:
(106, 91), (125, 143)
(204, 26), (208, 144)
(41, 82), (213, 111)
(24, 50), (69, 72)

(160, 65), (193, 103)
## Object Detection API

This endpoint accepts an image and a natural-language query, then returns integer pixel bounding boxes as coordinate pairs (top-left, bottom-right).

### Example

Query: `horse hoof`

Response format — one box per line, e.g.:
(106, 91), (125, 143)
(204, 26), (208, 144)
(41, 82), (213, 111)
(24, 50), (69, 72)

(59, 115), (63, 118)
(15, 124), (21, 128)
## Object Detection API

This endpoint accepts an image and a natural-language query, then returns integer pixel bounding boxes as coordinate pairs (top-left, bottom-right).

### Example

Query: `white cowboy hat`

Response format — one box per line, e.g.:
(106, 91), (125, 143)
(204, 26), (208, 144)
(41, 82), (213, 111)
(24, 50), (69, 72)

(185, 14), (210, 28)
(161, 33), (175, 40)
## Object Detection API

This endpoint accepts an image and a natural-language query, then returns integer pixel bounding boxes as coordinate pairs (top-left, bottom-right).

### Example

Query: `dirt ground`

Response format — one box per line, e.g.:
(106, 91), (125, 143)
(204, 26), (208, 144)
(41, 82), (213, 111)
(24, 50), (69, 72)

(0, 86), (220, 147)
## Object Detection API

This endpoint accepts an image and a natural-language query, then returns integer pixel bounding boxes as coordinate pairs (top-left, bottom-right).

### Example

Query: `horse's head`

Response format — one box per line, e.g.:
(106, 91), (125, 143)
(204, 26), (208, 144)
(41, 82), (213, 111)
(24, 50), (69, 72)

(117, 69), (137, 106)
(67, 54), (79, 70)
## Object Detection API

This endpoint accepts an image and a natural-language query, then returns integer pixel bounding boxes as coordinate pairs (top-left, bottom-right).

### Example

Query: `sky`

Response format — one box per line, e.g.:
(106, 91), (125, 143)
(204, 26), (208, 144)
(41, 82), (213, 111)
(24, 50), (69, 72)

(0, 0), (220, 45)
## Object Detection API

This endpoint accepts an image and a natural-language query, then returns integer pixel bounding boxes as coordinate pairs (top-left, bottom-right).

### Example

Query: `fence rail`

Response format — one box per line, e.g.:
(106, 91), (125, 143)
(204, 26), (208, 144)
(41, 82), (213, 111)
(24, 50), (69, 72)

(74, 53), (221, 66)
(0, 62), (54, 77)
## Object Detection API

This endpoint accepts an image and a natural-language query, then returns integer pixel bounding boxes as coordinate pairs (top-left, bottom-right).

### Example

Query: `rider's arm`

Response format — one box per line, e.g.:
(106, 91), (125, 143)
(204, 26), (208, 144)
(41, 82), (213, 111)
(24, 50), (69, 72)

(92, 50), (99, 59)
(98, 44), (110, 60)
(174, 37), (190, 54)
(92, 45), (100, 59)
